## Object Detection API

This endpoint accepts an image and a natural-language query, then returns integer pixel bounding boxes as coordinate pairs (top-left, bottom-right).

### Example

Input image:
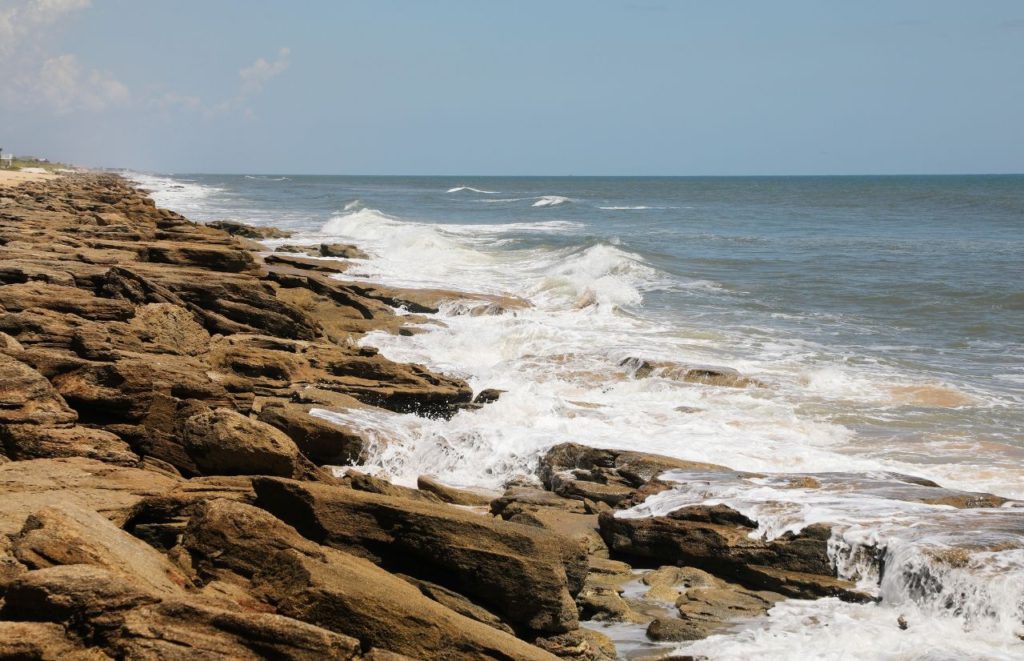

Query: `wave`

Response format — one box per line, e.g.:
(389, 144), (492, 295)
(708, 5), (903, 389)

(533, 195), (572, 208)
(625, 473), (1024, 656)
(244, 175), (290, 181)
(599, 205), (677, 211)
(447, 186), (500, 194)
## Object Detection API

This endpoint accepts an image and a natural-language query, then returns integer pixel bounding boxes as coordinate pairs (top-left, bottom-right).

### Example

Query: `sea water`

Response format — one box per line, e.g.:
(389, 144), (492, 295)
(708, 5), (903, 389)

(130, 172), (1024, 659)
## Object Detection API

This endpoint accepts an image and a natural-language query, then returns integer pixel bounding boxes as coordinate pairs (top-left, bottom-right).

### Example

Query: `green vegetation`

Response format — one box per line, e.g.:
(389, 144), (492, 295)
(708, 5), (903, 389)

(5, 157), (70, 172)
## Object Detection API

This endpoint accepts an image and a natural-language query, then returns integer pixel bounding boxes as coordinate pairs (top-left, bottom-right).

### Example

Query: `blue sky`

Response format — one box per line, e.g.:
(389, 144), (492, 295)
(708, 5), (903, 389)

(3, 1), (1023, 175)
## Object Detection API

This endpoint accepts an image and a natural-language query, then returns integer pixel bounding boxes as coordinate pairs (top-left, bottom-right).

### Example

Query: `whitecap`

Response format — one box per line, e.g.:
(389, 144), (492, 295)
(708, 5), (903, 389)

(447, 186), (500, 194)
(533, 195), (572, 207)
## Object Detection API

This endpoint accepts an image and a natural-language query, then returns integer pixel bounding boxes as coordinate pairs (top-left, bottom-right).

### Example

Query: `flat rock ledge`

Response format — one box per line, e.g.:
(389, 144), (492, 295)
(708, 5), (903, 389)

(0, 175), (1009, 660)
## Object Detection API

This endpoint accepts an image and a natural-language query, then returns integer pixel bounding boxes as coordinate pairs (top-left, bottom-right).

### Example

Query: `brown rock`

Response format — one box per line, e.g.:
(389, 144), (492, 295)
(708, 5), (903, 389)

(258, 403), (369, 466)
(206, 220), (293, 240)
(182, 499), (556, 660)
(599, 507), (869, 601)
(417, 475), (495, 506)
(254, 477), (586, 633)
(320, 243), (368, 259)
(0, 424), (139, 465)
(0, 282), (135, 321)
(180, 408), (323, 479)
(11, 501), (190, 595)
(0, 353), (77, 426)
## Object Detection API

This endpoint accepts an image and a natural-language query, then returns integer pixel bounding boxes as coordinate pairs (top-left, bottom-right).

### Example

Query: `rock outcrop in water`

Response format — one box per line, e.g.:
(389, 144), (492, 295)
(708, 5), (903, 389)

(0, 174), (1015, 659)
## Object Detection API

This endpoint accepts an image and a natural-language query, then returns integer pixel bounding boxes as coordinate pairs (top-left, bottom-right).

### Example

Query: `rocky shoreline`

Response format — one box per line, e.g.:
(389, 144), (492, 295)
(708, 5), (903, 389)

(0, 174), (1014, 659)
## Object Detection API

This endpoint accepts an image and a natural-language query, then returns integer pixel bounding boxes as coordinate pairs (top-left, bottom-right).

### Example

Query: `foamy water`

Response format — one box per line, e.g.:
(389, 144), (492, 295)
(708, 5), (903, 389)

(129, 171), (1024, 658)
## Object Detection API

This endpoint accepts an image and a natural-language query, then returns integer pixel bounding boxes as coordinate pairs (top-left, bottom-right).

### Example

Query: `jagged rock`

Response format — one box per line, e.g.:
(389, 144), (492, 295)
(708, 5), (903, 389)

(126, 302), (211, 356)
(417, 475), (495, 506)
(0, 621), (95, 659)
(0, 424), (139, 465)
(207, 220), (292, 239)
(599, 506), (869, 601)
(180, 408), (325, 480)
(258, 403), (369, 466)
(341, 469), (444, 503)
(253, 477), (586, 633)
(182, 499), (556, 660)
(320, 243), (368, 259)
(0, 282), (135, 321)
(0, 353), (77, 426)
(52, 355), (233, 424)
(0, 457), (180, 536)
(11, 501), (190, 595)
(265, 253), (351, 273)
(534, 629), (618, 661)
(398, 574), (515, 635)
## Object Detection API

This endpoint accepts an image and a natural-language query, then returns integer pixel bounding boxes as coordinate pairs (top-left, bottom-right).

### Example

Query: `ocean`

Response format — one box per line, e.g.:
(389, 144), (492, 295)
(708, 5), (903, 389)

(129, 172), (1024, 659)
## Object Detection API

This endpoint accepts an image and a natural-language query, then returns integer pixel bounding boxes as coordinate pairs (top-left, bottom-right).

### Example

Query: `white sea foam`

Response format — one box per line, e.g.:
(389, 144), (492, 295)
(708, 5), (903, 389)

(447, 186), (500, 194)
(533, 195), (572, 207)
(124, 172), (223, 219)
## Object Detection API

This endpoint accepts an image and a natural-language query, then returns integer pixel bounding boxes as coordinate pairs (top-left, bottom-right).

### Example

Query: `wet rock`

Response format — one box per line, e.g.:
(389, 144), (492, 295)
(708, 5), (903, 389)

(534, 629), (618, 661)
(599, 506), (869, 601)
(258, 403), (369, 466)
(253, 477), (586, 633)
(473, 388), (504, 404)
(206, 219), (292, 239)
(417, 475), (495, 506)
(265, 252), (351, 273)
(645, 617), (704, 642)
(540, 443), (728, 491)
(342, 469), (443, 503)
(320, 242), (368, 259)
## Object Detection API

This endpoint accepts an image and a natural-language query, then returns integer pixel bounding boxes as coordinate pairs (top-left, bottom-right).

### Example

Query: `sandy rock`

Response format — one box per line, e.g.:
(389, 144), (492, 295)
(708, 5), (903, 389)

(599, 505), (869, 601)
(258, 403), (369, 466)
(0, 457), (180, 536)
(341, 469), (444, 503)
(0, 424), (139, 465)
(126, 302), (211, 356)
(265, 253), (351, 273)
(254, 477), (586, 633)
(0, 621), (98, 659)
(180, 408), (323, 479)
(182, 499), (557, 660)
(417, 475), (495, 506)
(206, 219), (293, 239)
(320, 242), (368, 259)
(11, 501), (190, 595)
(0, 282), (135, 321)
(0, 353), (78, 426)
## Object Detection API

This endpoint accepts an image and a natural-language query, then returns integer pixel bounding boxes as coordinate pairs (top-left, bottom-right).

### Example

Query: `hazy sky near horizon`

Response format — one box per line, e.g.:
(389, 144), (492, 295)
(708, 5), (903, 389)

(3, 0), (1023, 175)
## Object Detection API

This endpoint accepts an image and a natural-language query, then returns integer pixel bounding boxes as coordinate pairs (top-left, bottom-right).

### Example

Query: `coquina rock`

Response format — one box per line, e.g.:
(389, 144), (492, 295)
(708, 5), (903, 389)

(253, 477), (587, 634)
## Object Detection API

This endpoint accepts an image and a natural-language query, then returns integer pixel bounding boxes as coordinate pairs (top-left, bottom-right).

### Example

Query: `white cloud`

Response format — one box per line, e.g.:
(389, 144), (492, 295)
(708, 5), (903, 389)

(239, 47), (291, 96)
(2, 1), (287, 119)
(33, 54), (131, 114)
(1, 0), (132, 113)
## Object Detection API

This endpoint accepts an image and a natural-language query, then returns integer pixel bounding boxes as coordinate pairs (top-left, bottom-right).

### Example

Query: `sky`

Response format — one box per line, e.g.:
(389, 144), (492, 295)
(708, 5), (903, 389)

(2, 0), (1023, 175)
